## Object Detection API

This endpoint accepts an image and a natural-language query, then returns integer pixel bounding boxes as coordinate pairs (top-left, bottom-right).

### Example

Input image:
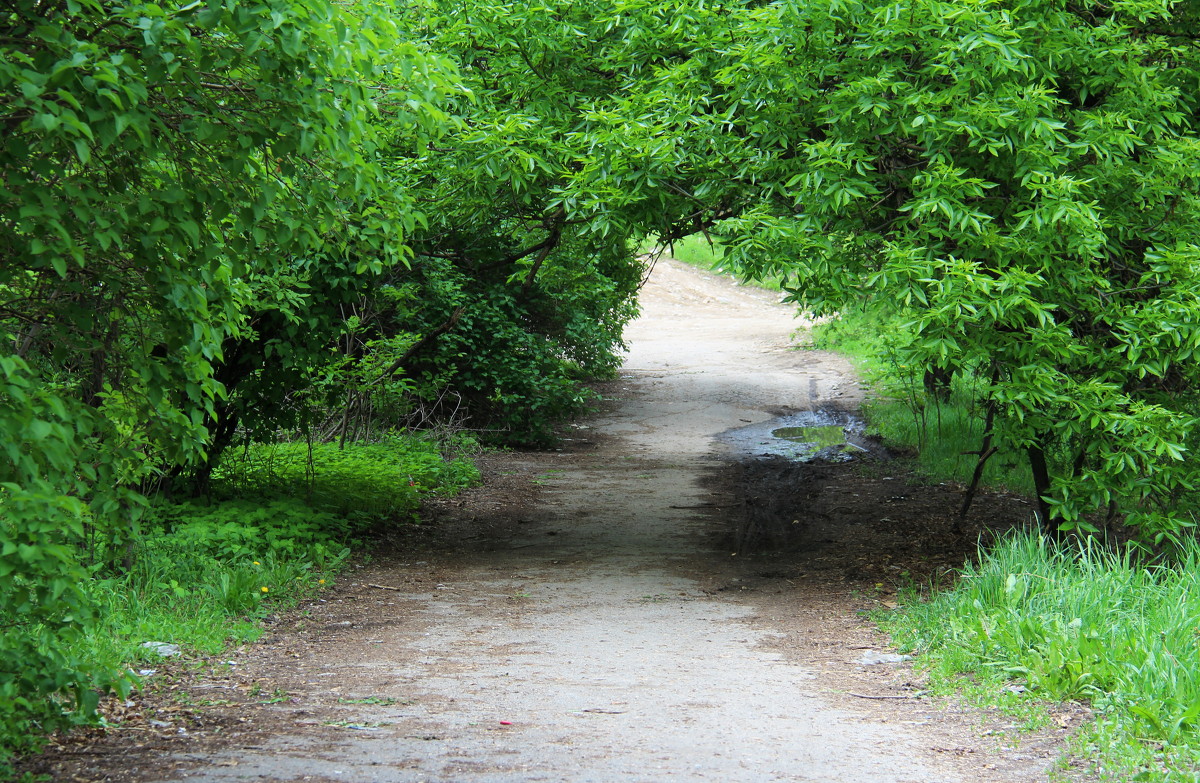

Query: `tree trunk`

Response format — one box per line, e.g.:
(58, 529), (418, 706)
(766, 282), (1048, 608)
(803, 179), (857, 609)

(923, 364), (954, 402)
(1027, 444), (1059, 538)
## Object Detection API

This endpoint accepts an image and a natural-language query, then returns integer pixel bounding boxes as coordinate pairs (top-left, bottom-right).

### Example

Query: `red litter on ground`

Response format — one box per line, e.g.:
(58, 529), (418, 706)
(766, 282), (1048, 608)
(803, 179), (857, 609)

(499, 721), (512, 725)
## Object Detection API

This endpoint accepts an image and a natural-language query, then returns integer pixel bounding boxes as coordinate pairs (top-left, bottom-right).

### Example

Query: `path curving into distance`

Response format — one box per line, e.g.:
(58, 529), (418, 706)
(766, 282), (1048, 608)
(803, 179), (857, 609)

(55, 257), (1068, 783)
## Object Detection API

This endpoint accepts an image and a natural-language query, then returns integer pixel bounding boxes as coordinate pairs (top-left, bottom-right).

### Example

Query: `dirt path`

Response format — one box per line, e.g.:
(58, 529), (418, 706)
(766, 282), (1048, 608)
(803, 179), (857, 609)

(39, 258), (1081, 782)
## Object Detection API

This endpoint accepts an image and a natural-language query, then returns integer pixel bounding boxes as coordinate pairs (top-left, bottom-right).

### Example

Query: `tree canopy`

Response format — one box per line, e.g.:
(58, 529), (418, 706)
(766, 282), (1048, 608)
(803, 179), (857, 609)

(1, 0), (451, 742)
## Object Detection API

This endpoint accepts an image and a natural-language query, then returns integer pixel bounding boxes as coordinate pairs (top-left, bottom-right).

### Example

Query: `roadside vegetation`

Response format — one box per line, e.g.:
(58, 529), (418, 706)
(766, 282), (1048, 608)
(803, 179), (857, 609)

(808, 294), (1198, 779)
(814, 306), (1200, 781)
(812, 308), (1038, 499)
(71, 430), (479, 679)
(886, 534), (1200, 782)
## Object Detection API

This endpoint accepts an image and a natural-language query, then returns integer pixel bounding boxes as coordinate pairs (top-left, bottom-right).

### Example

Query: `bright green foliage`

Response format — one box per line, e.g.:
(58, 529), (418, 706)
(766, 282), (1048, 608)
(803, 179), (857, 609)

(811, 305), (1037, 495)
(710, 1), (1200, 533)
(9, 0), (1200, 764)
(381, 5), (656, 442)
(0, 0), (452, 759)
(395, 0), (1200, 532)
(888, 534), (1200, 780)
(383, 250), (640, 443)
(676, 0), (1200, 535)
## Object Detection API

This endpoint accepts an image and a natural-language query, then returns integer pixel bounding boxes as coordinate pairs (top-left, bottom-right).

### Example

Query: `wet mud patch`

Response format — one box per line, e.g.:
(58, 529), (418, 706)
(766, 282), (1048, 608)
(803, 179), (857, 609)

(717, 408), (887, 462)
(723, 456), (1039, 587)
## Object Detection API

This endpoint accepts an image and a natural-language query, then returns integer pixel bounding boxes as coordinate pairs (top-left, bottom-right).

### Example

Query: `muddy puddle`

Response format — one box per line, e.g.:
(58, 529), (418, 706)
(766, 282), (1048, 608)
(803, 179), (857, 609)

(716, 410), (892, 555)
(717, 409), (877, 462)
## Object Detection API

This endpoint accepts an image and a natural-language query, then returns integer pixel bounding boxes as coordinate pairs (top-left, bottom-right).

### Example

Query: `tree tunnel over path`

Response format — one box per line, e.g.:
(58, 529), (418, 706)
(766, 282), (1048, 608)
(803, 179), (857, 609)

(31, 258), (1084, 783)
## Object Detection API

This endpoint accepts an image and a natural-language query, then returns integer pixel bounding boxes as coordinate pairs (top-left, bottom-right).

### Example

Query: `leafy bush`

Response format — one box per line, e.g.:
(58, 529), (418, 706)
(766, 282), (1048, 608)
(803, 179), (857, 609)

(384, 247), (640, 445)
(0, 0), (453, 768)
(148, 501), (352, 564)
(812, 304), (1036, 497)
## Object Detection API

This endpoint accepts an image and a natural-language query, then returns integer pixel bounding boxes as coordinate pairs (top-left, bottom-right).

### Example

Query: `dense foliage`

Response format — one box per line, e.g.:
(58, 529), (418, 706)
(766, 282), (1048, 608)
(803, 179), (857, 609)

(389, 0), (1200, 535)
(0, 0), (452, 760)
(8, 0), (1200, 767)
(0, 0), (649, 760)
(704, 1), (1200, 536)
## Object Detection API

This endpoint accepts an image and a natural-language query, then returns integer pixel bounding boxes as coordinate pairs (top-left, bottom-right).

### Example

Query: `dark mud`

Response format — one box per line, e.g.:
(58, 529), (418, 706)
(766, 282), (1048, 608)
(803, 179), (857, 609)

(725, 455), (1040, 584)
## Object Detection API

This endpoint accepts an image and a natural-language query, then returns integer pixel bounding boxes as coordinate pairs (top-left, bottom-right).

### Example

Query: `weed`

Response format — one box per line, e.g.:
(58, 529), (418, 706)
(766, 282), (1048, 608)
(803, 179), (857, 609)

(258, 688), (290, 704)
(337, 696), (410, 706)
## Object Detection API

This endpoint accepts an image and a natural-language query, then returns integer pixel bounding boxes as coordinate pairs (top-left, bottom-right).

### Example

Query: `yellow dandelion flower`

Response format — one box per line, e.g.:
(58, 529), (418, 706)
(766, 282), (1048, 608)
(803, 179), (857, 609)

(260, 587), (269, 593)
(318, 579), (326, 585)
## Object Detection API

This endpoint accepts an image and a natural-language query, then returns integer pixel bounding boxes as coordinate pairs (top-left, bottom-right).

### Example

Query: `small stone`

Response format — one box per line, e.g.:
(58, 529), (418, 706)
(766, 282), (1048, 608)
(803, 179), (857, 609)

(856, 651), (912, 666)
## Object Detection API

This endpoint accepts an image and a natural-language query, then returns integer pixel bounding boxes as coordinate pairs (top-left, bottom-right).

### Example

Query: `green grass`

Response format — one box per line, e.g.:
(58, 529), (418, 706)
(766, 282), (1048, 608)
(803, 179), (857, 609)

(213, 432), (481, 518)
(885, 533), (1200, 781)
(664, 234), (725, 269)
(811, 302), (1200, 777)
(4, 431), (480, 773)
(718, 277), (1200, 780)
(863, 395), (1036, 497)
(644, 234), (788, 291)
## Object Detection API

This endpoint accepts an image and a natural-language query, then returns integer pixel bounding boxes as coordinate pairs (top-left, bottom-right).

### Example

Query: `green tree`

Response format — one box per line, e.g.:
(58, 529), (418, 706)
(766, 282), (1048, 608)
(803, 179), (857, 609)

(709, 0), (1200, 537)
(0, 0), (450, 751)
(379, 2), (665, 442)
(476, 0), (1200, 537)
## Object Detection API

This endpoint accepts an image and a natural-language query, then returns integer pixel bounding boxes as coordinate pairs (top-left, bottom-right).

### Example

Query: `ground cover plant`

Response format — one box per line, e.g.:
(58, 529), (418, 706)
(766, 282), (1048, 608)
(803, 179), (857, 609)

(0, 430), (477, 772)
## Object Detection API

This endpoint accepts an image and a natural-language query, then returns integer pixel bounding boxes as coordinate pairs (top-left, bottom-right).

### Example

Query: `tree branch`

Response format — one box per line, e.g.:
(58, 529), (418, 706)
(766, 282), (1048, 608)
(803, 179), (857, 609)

(371, 305), (468, 385)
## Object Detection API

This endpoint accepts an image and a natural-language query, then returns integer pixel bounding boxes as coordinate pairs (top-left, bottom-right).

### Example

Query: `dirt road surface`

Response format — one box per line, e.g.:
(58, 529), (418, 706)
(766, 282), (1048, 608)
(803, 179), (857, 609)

(37, 258), (1081, 783)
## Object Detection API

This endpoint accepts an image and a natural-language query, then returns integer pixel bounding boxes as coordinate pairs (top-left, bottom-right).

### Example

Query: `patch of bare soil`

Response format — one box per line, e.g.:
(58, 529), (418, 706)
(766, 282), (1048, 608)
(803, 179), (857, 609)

(26, 258), (1089, 783)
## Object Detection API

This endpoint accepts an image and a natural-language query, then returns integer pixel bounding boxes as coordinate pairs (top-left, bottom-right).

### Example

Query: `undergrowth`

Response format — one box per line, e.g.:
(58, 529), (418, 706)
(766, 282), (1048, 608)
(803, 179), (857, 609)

(3, 432), (478, 774)
(810, 304), (1033, 495)
(885, 533), (1200, 781)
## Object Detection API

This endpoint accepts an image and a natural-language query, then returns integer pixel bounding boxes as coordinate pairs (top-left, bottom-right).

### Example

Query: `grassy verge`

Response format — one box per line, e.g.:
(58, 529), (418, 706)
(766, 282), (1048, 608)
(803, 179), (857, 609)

(6, 432), (478, 775)
(884, 534), (1200, 782)
(810, 304), (1034, 496)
